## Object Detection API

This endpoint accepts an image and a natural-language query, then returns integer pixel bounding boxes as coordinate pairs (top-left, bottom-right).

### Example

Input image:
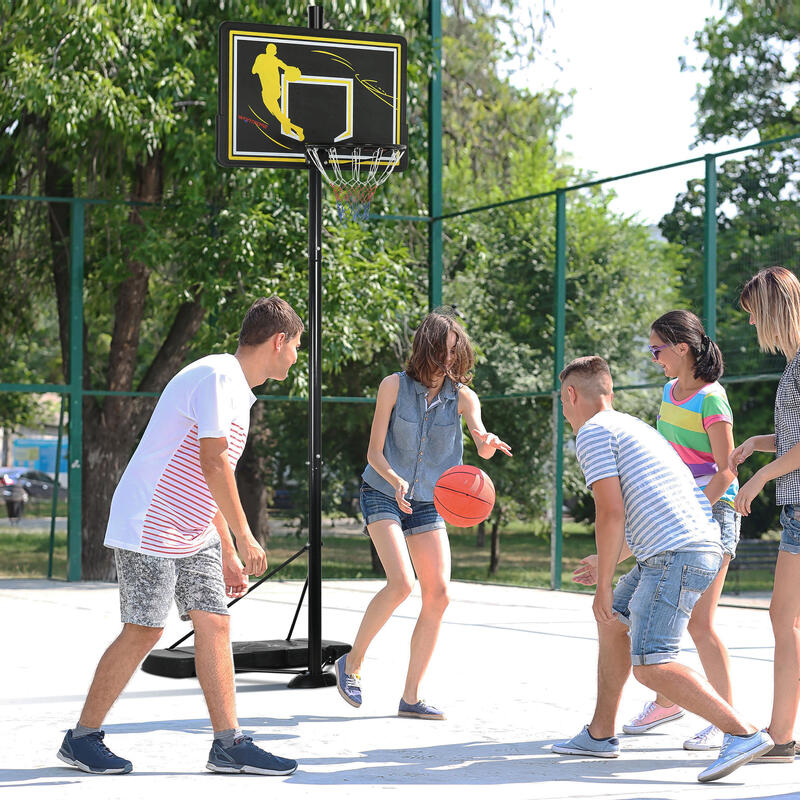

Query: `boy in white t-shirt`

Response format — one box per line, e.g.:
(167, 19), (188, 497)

(550, 356), (771, 783)
(58, 296), (303, 777)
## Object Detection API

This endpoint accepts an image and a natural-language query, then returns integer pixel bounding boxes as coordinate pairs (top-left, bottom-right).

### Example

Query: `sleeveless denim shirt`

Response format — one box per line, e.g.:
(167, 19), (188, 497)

(362, 371), (463, 502)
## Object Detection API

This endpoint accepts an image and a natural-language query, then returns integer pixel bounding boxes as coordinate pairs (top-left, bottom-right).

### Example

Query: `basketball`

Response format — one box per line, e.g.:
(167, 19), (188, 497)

(284, 66), (301, 81)
(433, 465), (495, 527)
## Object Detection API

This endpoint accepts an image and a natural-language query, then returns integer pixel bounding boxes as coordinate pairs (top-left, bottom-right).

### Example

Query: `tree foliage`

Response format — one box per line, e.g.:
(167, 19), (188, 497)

(663, 0), (800, 536)
(0, 0), (735, 580)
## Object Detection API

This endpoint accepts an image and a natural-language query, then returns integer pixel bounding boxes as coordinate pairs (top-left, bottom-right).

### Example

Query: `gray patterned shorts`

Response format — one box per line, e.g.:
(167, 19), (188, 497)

(114, 533), (229, 627)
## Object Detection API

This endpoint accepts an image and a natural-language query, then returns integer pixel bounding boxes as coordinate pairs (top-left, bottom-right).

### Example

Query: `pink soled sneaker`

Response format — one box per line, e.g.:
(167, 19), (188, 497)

(622, 701), (685, 734)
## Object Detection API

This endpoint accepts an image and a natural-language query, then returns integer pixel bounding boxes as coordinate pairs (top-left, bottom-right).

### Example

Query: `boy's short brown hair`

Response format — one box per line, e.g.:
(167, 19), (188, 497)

(239, 296), (303, 347)
(559, 356), (613, 396)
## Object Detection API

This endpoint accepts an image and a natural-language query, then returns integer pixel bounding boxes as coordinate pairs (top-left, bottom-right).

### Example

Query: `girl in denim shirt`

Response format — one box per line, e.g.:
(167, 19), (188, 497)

(335, 311), (511, 719)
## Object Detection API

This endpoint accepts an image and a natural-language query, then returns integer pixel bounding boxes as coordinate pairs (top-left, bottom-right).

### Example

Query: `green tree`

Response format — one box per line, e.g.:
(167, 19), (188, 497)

(660, 0), (800, 536)
(443, 145), (685, 548)
(0, 0), (427, 578)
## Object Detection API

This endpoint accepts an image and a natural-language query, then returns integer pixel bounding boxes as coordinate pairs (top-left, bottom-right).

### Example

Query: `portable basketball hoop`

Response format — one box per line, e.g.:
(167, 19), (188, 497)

(208, 6), (407, 689)
(305, 143), (406, 222)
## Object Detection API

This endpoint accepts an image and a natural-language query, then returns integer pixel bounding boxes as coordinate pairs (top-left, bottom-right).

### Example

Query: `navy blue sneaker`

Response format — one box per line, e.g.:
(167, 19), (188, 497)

(57, 730), (132, 774)
(335, 654), (362, 708)
(206, 736), (298, 775)
(398, 698), (445, 720)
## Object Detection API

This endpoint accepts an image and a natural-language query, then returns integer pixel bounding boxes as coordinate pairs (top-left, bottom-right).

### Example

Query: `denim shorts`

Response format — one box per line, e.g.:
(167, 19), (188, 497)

(779, 504), (800, 555)
(359, 482), (446, 536)
(711, 500), (741, 559)
(612, 549), (722, 666)
(114, 533), (229, 627)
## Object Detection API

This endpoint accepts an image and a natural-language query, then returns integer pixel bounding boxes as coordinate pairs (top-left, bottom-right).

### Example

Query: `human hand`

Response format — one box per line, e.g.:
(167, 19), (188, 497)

(222, 552), (249, 598)
(592, 584), (616, 624)
(236, 533), (268, 575)
(471, 429), (512, 457)
(394, 479), (412, 514)
(573, 554), (598, 586)
(729, 438), (755, 473)
(733, 472), (766, 516)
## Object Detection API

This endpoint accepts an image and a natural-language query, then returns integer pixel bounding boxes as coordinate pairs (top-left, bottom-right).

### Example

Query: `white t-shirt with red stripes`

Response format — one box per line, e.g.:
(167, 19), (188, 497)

(104, 354), (256, 558)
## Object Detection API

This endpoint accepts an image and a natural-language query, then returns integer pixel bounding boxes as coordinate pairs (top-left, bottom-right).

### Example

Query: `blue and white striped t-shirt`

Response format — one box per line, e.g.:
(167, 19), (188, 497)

(575, 409), (722, 561)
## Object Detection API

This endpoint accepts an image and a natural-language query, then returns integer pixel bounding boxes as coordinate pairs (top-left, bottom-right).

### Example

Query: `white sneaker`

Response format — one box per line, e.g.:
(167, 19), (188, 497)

(684, 724), (723, 751)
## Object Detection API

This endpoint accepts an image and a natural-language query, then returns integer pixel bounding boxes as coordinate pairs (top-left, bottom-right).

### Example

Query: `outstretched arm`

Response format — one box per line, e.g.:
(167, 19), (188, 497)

(573, 542), (632, 586)
(459, 386), (512, 459)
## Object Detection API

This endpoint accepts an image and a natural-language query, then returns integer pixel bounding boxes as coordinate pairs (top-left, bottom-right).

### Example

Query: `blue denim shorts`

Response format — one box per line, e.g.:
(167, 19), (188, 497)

(711, 500), (741, 559)
(359, 482), (446, 536)
(779, 504), (800, 555)
(612, 549), (722, 666)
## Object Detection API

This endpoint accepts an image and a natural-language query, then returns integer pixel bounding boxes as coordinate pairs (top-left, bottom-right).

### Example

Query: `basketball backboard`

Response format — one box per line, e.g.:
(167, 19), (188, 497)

(217, 22), (407, 171)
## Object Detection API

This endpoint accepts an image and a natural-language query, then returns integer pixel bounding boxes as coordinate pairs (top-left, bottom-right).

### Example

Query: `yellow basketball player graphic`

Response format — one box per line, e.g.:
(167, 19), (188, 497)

(252, 44), (305, 140)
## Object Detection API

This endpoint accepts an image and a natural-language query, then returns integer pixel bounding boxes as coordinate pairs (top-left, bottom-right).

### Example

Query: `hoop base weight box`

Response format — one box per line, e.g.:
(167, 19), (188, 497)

(142, 639), (351, 680)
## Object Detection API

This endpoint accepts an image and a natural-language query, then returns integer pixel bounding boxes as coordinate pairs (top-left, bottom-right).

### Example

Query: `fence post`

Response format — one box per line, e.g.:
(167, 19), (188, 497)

(47, 394), (66, 579)
(428, 0), (443, 310)
(67, 199), (84, 582)
(551, 189), (567, 590)
(703, 154), (717, 339)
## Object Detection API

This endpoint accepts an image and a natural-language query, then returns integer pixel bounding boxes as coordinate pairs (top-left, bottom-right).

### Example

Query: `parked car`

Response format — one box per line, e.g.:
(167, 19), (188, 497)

(0, 467), (65, 500)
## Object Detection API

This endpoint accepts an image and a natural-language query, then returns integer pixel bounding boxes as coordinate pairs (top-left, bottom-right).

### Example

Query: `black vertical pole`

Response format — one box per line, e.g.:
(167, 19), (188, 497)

(289, 3), (336, 689)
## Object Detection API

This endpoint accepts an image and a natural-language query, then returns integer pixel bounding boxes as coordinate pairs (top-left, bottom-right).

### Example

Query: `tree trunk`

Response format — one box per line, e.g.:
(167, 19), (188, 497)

(46, 149), (203, 580)
(236, 401), (272, 548)
(44, 158), (73, 381)
(78, 154), (164, 579)
(81, 398), (155, 579)
(476, 520), (486, 547)
(489, 514), (501, 575)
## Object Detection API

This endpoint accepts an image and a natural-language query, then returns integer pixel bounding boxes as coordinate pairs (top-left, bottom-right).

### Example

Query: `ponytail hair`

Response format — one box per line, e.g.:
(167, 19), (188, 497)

(651, 310), (724, 383)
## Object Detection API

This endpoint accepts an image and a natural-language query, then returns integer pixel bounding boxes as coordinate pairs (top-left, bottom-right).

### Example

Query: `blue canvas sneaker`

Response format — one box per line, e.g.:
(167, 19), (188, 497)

(335, 654), (362, 708)
(206, 735), (298, 775)
(57, 730), (132, 774)
(697, 729), (774, 782)
(551, 725), (620, 758)
(398, 698), (445, 720)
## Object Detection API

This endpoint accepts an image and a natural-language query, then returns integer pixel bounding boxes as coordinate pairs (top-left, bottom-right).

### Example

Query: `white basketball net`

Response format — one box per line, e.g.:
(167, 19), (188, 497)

(305, 145), (404, 223)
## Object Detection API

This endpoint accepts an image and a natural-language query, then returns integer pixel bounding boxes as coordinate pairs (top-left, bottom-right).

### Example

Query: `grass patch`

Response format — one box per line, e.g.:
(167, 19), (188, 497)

(0, 532), (67, 578)
(0, 524), (777, 596)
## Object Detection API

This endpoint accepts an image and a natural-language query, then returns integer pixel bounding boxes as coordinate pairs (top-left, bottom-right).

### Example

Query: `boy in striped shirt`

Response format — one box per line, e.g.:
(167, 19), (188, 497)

(551, 356), (771, 782)
(58, 297), (302, 777)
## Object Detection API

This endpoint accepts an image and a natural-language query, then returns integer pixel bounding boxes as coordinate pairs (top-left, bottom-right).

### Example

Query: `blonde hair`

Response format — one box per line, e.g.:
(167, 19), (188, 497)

(740, 266), (800, 360)
(559, 355), (613, 397)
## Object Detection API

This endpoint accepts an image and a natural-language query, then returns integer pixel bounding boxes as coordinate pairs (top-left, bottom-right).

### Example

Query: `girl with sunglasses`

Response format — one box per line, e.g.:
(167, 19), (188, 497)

(729, 266), (800, 763)
(621, 310), (740, 751)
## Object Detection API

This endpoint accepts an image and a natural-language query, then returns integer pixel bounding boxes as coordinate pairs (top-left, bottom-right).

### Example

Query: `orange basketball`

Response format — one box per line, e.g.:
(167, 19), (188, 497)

(433, 465), (495, 527)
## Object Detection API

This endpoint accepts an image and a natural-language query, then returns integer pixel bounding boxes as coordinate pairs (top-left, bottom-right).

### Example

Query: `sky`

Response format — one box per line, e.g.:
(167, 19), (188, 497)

(511, 0), (760, 224)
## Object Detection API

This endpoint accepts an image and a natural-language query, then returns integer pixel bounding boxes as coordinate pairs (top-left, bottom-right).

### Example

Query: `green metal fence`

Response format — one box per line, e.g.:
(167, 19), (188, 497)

(1, 131), (798, 583)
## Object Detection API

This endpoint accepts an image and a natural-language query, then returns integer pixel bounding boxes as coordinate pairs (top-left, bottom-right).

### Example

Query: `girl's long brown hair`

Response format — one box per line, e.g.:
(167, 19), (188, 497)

(405, 311), (474, 387)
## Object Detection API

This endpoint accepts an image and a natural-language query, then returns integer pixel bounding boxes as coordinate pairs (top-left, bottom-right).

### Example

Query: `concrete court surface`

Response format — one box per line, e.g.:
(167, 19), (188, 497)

(1, 576), (799, 800)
